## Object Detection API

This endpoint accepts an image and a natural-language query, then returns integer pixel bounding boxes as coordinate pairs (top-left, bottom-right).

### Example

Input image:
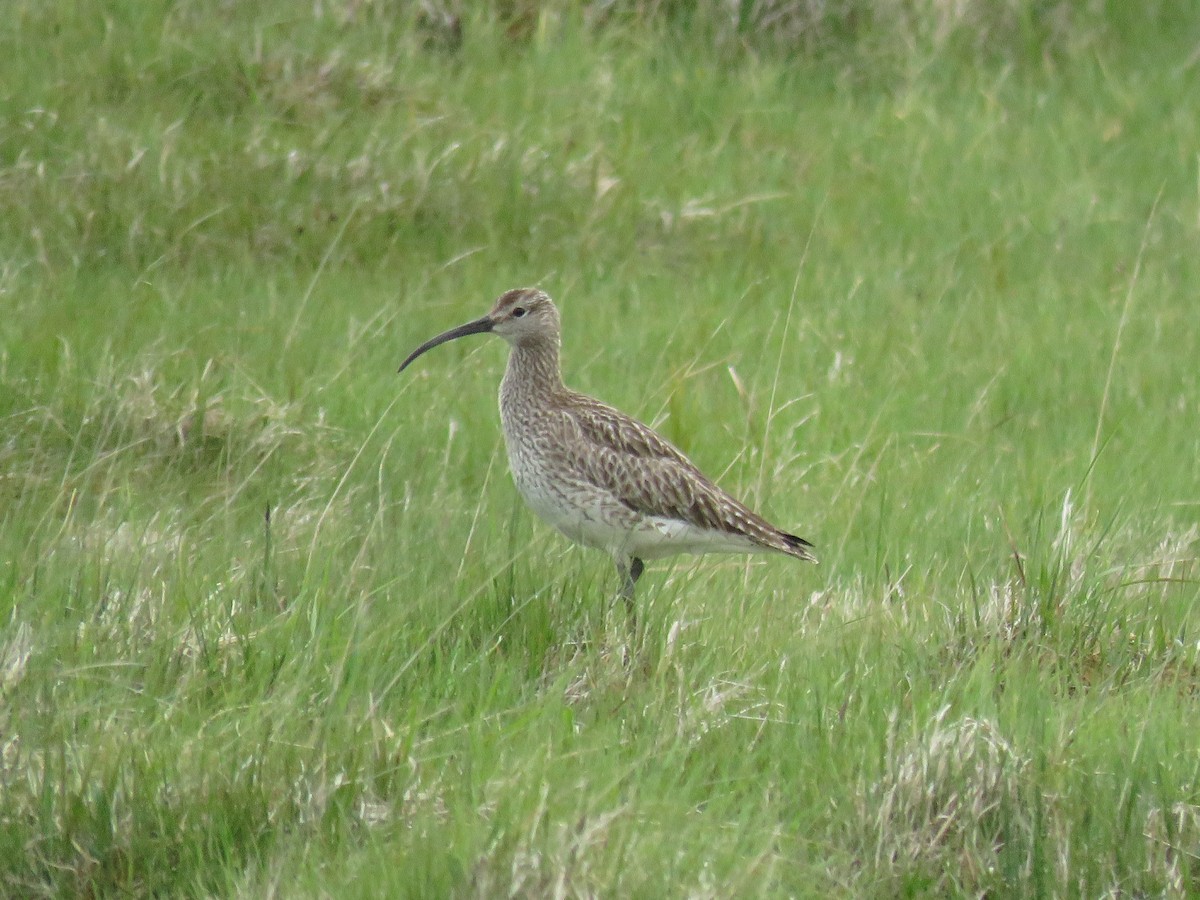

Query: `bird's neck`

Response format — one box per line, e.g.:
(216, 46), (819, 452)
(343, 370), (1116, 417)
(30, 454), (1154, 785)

(500, 338), (565, 412)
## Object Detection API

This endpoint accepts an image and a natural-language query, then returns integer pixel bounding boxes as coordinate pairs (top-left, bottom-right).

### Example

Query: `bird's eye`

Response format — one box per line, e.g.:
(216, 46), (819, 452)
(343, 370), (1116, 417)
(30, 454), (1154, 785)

(511, 307), (527, 318)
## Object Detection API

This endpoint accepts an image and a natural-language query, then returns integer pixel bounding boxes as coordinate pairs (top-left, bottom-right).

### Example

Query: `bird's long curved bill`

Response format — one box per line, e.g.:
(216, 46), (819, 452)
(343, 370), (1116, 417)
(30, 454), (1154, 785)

(398, 315), (493, 373)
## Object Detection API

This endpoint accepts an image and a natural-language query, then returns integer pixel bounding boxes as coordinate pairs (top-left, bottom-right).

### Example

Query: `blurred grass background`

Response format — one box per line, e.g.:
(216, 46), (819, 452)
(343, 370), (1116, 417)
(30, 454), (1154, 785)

(2, 1), (1199, 895)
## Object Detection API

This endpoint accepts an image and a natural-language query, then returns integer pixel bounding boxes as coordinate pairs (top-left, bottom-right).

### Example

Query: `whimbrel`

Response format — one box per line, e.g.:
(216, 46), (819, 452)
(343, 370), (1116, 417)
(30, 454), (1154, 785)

(399, 288), (816, 616)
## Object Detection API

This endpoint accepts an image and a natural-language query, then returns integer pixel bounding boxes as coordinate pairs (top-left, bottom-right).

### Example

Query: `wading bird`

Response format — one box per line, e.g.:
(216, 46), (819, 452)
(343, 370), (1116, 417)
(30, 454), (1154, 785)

(399, 288), (816, 621)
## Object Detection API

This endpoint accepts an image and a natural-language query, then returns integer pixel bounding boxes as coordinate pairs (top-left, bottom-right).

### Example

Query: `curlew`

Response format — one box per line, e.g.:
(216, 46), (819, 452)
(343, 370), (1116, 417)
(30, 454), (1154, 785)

(398, 288), (816, 618)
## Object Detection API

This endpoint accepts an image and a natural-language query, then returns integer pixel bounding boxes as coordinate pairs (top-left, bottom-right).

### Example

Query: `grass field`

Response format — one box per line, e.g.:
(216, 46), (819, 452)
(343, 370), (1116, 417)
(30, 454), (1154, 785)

(3, 1), (1200, 895)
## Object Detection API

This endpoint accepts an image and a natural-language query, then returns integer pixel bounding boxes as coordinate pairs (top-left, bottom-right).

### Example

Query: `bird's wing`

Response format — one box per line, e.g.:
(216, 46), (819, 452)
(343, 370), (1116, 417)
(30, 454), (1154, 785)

(554, 396), (812, 557)
(563, 392), (705, 473)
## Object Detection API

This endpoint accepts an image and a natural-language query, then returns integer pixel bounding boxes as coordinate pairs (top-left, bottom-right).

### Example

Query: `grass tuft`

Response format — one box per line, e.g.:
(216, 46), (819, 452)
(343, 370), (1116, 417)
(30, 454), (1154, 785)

(866, 708), (1030, 893)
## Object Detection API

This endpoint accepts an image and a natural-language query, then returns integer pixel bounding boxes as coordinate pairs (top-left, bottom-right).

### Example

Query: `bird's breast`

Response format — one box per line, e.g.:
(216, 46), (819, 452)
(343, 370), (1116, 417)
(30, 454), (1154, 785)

(500, 408), (563, 505)
(498, 402), (642, 552)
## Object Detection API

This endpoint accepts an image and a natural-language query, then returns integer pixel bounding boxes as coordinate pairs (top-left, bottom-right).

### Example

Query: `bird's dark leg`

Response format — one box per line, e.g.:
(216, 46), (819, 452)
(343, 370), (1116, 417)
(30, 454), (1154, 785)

(618, 557), (645, 630)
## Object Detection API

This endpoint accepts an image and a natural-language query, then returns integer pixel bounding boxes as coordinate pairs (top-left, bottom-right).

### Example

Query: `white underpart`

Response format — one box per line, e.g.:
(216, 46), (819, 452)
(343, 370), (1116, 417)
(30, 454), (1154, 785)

(625, 515), (767, 560)
(511, 464), (762, 562)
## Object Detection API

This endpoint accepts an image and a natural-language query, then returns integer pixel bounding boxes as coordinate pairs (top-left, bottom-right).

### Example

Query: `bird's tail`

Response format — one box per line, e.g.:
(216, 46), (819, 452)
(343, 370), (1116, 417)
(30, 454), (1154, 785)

(780, 531), (818, 563)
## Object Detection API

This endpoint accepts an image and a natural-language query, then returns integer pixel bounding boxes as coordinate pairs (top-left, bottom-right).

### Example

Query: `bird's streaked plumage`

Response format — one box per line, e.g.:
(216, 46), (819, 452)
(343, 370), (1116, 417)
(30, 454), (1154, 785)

(399, 287), (815, 610)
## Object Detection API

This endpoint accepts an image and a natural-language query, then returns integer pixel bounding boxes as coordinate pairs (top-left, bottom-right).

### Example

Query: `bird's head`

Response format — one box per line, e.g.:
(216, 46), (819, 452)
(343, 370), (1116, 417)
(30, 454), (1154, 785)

(487, 288), (559, 347)
(398, 287), (560, 373)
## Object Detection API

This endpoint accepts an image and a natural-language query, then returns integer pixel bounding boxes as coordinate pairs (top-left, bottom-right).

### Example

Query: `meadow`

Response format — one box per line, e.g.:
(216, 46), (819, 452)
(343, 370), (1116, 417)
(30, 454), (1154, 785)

(2, 1), (1199, 895)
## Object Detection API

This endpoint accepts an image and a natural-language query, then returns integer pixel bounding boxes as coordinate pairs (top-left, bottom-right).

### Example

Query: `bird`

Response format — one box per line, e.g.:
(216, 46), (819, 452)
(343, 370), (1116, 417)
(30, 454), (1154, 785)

(398, 287), (816, 620)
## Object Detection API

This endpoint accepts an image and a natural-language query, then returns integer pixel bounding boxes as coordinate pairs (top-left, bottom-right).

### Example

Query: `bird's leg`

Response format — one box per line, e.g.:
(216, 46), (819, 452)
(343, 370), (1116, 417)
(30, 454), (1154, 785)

(618, 557), (645, 630)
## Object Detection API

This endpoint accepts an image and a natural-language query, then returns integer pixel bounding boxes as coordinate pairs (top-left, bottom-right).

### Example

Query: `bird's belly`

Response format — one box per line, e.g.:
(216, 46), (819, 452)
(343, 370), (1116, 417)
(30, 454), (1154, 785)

(510, 461), (763, 561)
(622, 517), (767, 559)
(511, 465), (637, 553)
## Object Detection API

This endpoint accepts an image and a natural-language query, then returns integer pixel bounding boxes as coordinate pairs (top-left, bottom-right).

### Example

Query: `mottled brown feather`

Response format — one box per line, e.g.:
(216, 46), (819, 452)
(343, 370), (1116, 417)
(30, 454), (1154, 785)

(553, 392), (815, 560)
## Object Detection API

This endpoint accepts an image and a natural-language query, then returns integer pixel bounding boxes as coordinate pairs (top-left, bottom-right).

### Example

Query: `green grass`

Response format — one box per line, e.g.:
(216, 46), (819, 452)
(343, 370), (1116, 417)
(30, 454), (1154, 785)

(3, 1), (1200, 895)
